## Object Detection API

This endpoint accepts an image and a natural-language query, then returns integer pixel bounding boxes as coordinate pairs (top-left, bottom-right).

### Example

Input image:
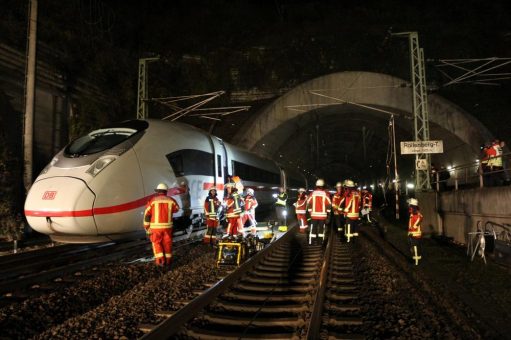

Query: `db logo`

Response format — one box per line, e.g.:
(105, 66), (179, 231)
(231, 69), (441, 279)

(42, 191), (57, 200)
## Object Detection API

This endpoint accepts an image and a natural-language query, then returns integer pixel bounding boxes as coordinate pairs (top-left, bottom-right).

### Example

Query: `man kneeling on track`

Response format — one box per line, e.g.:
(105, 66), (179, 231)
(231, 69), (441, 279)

(144, 183), (180, 267)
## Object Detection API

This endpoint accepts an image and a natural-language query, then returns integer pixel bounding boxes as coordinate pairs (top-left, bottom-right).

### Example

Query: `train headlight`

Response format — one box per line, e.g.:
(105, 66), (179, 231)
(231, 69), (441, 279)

(39, 157), (58, 175)
(86, 156), (116, 177)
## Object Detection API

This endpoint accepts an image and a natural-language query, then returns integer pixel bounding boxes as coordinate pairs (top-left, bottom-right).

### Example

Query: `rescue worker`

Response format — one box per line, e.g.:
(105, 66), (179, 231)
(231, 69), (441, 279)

(293, 188), (308, 233)
(408, 198), (423, 265)
(143, 183), (180, 267)
(361, 189), (373, 223)
(224, 182), (243, 237)
(307, 179), (331, 245)
(203, 188), (221, 245)
(275, 187), (288, 227)
(343, 180), (361, 242)
(242, 188), (258, 235)
(331, 182), (345, 235)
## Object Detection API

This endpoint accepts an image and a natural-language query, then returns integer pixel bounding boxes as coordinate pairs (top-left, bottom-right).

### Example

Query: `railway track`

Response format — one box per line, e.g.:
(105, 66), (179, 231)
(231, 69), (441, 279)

(140, 228), (326, 339)
(0, 230), (205, 306)
(319, 237), (364, 338)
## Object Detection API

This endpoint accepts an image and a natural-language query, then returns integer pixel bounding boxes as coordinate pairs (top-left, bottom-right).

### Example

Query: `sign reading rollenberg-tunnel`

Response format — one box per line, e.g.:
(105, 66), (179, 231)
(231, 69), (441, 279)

(400, 140), (444, 154)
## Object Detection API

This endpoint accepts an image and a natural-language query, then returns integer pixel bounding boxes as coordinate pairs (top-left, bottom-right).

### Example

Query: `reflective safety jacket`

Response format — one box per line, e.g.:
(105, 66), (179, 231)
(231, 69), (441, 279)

(225, 192), (243, 218)
(362, 192), (373, 210)
(244, 194), (258, 215)
(307, 189), (332, 220)
(294, 193), (308, 214)
(344, 189), (361, 220)
(204, 195), (221, 220)
(408, 208), (423, 238)
(332, 191), (345, 215)
(276, 192), (288, 207)
(144, 193), (180, 230)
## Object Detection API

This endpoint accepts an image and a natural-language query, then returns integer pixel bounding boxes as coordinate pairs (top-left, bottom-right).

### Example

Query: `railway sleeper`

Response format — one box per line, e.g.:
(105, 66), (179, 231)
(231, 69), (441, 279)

(253, 265), (319, 275)
(242, 275), (315, 285)
(326, 291), (358, 302)
(325, 303), (361, 314)
(185, 326), (299, 340)
(202, 312), (306, 328)
(222, 290), (313, 303)
(328, 276), (355, 285)
(326, 316), (364, 327)
(328, 286), (357, 293)
(210, 300), (309, 313)
(233, 282), (314, 293)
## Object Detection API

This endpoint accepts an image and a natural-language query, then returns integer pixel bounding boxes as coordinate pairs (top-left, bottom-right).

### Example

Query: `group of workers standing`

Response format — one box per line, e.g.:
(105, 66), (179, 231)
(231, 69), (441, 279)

(287, 179), (423, 265)
(142, 177), (423, 268)
(203, 182), (259, 245)
(283, 179), (373, 245)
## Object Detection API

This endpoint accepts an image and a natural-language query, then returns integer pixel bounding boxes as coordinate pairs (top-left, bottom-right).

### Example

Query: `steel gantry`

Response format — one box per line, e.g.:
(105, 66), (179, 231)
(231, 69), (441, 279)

(136, 56), (159, 119)
(393, 32), (431, 191)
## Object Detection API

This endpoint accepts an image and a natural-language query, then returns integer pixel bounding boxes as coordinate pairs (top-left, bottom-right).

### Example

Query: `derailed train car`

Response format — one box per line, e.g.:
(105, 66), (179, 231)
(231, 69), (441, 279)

(24, 119), (306, 243)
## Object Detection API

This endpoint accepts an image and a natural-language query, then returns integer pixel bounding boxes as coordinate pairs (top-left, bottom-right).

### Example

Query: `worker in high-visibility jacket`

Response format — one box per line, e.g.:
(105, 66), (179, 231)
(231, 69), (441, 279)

(242, 188), (258, 235)
(343, 180), (361, 242)
(275, 187), (288, 227)
(224, 183), (243, 237)
(331, 182), (346, 235)
(293, 188), (308, 233)
(361, 189), (373, 223)
(203, 188), (221, 245)
(307, 179), (331, 245)
(408, 198), (423, 265)
(143, 183), (180, 266)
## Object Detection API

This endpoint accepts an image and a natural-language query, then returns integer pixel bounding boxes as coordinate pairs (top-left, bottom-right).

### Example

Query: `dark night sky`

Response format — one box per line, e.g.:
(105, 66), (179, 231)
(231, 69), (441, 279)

(1, 0), (511, 139)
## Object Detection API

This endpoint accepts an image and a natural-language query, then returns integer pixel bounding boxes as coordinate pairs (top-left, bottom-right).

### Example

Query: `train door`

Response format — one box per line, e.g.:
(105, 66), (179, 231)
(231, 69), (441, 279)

(209, 137), (228, 200)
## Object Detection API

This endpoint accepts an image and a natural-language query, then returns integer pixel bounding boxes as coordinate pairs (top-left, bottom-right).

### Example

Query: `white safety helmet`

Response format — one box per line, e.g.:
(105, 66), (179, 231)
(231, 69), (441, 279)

(409, 198), (419, 206)
(315, 179), (325, 187)
(298, 188), (306, 193)
(344, 179), (355, 188)
(336, 182), (342, 187)
(155, 183), (168, 191)
(246, 188), (254, 195)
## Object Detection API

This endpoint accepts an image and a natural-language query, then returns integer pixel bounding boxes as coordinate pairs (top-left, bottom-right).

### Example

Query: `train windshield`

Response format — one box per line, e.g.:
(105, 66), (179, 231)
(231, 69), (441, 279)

(65, 120), (148, 157)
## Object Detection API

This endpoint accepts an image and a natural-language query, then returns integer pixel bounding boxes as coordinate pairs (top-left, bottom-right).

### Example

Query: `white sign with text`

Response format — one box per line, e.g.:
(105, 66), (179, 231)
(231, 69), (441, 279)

(400, 140), (443, 154)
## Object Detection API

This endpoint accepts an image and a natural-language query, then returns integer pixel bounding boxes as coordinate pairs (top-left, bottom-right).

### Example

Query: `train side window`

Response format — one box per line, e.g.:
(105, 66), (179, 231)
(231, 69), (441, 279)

(167, 154), (184, 176)
(166, 149), (214, 177)
(217, 155), (222, 177)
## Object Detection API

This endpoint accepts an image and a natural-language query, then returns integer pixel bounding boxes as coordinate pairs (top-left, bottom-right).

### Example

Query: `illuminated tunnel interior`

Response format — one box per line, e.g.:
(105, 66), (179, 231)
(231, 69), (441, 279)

(232, 71), (494, 188)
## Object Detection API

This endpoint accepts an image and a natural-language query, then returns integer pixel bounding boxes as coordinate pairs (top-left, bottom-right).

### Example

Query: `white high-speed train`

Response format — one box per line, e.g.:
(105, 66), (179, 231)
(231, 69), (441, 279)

(24, 119), (306, 243)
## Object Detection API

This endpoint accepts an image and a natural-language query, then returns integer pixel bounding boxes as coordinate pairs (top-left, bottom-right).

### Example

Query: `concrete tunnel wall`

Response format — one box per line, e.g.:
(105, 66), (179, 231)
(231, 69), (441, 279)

(233, 71), (494, 165)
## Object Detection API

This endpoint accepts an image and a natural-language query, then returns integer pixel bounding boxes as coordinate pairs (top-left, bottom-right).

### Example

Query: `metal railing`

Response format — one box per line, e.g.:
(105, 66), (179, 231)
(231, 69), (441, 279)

(431, 151), (511, 191)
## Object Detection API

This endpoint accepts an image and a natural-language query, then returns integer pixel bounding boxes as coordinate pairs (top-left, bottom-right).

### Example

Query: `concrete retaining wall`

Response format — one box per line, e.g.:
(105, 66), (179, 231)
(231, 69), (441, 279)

(418, 187), (511, 245)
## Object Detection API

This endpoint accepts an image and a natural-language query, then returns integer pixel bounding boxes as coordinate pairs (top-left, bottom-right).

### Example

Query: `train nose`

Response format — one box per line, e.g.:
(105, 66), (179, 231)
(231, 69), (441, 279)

(24, 177), (98, 236)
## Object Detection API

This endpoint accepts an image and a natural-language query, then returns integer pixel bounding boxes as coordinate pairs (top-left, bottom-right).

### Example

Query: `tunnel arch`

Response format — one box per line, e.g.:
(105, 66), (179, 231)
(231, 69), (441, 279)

(232, 71), (494, 184)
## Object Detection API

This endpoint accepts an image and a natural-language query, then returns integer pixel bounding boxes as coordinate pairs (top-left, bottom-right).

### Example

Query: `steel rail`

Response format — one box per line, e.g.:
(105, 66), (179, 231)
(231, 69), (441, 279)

(306, 229), (333, 339)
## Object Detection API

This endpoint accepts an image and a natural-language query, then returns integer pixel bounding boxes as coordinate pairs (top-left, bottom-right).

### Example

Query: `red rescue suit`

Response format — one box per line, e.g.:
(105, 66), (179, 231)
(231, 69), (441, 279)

(343, 189), (361, 241)
(408, 207), (423, 239)
(225, 190), (243, 236)
(204, 194), (221, 244)
(143, 193), (179, 266)
(331, 189), (346, 233)
(294, 193), (308, 232)
(307, 188), (331, 243)
(361, 190), (373, 222)
(242, 194), (258, 229)
(408, 206), (423, 265)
